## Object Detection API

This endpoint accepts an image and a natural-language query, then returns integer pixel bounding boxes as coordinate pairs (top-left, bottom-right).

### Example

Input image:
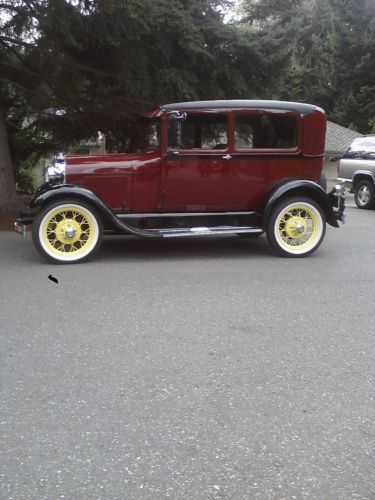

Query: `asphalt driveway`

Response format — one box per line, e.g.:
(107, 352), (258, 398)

(1, 203), (374, 500)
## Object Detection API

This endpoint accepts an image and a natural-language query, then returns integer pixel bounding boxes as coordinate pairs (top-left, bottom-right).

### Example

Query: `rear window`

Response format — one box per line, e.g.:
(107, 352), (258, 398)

(234, 113), (297, 150)
(344, 136), (375, 158)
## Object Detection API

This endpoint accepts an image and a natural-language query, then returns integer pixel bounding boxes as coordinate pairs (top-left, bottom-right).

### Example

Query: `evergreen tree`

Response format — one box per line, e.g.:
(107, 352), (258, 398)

(0, 0), (262, 208)
(240, 0), (375, 132)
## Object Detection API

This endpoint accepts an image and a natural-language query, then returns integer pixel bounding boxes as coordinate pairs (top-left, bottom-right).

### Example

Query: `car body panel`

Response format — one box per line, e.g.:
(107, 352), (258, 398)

(66, 152), (162, 212)
(65, 100), (327, 213)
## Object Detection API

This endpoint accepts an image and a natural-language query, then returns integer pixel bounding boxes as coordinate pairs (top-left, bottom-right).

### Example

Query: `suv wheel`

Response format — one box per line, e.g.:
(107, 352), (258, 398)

(354, 180), (375, 209)
(267, 197), (326, 257)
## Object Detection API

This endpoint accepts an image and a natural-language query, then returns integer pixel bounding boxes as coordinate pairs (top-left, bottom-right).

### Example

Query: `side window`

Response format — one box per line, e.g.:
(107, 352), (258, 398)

(168, 112), (228, 150)
(234, 113), (297, 150)
(128, 118), (161, 153)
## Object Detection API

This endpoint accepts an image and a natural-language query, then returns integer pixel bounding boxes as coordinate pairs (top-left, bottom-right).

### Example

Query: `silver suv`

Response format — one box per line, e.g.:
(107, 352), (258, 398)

(338, 136), (375, 209)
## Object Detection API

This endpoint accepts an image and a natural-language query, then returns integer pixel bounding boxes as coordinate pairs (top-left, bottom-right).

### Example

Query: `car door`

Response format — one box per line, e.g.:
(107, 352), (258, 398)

(226, 110), (302, 210)
(160, 110), (231, 212)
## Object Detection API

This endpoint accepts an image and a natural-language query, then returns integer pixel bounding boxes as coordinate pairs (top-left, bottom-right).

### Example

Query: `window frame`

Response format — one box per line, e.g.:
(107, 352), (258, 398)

(166, 110), (230, 155)
(230, 109), (302, 155)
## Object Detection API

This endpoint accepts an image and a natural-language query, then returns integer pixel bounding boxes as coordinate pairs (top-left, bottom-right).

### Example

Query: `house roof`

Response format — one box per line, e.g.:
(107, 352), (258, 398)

(325, 121), (364, 154)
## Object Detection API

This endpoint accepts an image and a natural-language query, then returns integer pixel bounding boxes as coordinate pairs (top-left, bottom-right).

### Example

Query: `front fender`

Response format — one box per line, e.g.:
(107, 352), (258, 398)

(31, 183), (104, 210)
(29, 184), (159, 238)
(262, 179), (339, 228)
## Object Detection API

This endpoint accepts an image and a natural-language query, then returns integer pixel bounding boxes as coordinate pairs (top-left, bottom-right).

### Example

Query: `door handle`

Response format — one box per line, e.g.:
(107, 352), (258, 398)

(222, 154), (232, 160)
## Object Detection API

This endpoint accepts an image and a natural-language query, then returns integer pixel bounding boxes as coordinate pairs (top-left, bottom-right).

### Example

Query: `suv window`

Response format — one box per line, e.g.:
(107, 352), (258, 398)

(343, 136), (375, 158)
(234, 113), (297, 150)
(168, 112), (227, 150)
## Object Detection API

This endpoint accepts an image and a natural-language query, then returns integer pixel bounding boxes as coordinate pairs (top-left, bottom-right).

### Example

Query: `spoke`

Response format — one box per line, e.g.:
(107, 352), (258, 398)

(75, 213), (86, 223)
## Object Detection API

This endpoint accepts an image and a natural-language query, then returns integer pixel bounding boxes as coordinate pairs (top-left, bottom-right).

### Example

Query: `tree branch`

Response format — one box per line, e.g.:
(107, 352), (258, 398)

(0, 60), (41, 80)
(0, 36), (35, 48)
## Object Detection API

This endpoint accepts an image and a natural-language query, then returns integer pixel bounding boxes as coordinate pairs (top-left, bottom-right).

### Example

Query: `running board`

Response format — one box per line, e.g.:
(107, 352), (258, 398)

(144, 226), (263, 238)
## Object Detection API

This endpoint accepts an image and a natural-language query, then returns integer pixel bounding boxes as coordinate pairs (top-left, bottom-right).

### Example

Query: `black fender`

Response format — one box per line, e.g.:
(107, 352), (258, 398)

(261, 179), (339, 228)
(352, 171), (375, 189)
(29, 184), (160, 238)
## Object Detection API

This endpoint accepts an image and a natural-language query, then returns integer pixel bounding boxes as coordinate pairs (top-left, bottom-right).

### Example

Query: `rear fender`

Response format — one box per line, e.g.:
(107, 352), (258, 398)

(262, 179), (339, 228)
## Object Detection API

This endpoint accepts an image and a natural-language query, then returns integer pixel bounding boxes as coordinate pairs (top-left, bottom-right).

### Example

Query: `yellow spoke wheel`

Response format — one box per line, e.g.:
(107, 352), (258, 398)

(32, 200), (102, 263)
(267, 197), (326, 257)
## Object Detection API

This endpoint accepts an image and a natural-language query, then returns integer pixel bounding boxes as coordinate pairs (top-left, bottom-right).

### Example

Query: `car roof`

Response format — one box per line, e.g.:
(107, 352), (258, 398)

(349, 135), (375, 151)
(161, 99), (321, 115)
(351, 135), (375, 143)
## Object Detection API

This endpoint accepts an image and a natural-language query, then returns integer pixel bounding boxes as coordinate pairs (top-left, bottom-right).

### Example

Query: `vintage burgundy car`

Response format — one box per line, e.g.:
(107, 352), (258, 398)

(15, 100), (345, 263)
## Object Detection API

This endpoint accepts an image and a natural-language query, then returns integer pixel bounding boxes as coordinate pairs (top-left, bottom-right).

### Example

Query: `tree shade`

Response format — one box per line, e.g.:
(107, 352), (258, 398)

(0, 0), (374, 208)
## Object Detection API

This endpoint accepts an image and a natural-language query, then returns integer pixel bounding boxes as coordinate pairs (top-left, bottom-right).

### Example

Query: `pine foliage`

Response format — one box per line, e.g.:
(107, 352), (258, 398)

(0, 0), (375, 193)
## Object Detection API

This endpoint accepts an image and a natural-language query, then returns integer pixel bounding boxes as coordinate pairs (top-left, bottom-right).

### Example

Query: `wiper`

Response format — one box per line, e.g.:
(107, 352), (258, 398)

(343, 150), (365, 158)
(363, 152), (375, 160)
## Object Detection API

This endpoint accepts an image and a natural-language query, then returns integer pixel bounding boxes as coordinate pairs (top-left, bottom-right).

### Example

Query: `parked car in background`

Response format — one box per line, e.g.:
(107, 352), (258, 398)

(337, 136), (375, 209)
(15, 100), (345, 263)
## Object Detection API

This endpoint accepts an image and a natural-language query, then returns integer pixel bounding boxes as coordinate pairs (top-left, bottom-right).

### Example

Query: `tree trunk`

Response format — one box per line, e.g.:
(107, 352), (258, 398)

(0, 108), (18, 211)
(0, 108), (31, 212)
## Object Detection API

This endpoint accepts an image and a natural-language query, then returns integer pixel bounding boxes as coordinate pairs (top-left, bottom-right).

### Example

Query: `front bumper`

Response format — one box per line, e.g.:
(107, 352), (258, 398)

(337, 177), (353, 192)
(14, 218), (27, 237)
(328, 183), (345, 224)
(14, 207), (38, 237)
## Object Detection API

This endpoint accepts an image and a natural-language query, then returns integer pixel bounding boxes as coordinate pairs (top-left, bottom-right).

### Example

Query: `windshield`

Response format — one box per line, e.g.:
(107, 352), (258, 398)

(128, 118), (161, 153)
(344, 136), (375, 157)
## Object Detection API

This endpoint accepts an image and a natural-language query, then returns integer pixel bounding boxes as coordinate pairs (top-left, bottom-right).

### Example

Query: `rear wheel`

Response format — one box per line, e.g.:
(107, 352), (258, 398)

(32, 198), (103, 263)
(267, 197), (326, 257)
(354, 180), (375, 209)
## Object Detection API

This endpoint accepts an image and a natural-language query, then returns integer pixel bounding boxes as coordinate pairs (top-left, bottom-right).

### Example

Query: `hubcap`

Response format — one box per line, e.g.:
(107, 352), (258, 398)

(54, 219), (81, 244)
(64, 226), (76, 239)
(358, 186), (370, 205)
(285, 216), (307, 238)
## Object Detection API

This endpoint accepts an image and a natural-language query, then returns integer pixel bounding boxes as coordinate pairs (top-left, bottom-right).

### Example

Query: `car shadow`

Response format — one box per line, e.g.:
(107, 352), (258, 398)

(98, 234), (274, 263)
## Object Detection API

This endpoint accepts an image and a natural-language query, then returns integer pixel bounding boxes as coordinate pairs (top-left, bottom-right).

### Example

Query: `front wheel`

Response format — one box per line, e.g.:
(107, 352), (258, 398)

(267, 197), (326, 257)
(354, 180), (375, 209)
(32, 198), (103, 263)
